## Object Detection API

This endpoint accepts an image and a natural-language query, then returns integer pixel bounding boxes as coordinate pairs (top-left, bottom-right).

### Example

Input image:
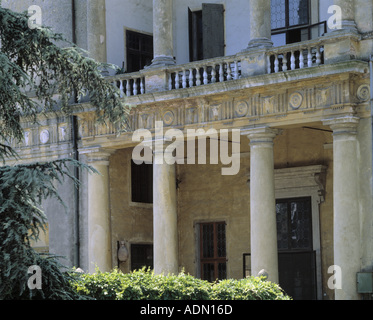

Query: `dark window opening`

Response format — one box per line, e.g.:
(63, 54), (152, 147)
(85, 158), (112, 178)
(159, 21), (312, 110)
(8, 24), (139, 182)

(126, 30), (153, 72)
(131, 244), (153, 271)
(200, 221), (227, 281)
(131, 159), (153, 204)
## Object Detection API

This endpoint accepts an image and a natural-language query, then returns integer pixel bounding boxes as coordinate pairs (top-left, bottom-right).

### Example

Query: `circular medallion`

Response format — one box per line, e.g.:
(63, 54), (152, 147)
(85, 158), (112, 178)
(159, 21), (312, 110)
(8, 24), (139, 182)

(357, 85), (370, 102)
(162, 110), (175, 126)
(235, 101), (249, 117)
(289, 92), (303, 110)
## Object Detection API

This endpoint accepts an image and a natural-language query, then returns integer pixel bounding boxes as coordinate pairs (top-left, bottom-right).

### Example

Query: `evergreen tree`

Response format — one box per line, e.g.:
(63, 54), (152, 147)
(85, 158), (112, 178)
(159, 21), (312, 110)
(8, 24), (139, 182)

(0, 3), (129, 299)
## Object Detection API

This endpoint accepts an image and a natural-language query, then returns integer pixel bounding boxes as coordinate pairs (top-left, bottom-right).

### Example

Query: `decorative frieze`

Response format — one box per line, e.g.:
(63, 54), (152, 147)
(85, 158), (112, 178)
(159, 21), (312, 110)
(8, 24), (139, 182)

(75, 78), (367, 140)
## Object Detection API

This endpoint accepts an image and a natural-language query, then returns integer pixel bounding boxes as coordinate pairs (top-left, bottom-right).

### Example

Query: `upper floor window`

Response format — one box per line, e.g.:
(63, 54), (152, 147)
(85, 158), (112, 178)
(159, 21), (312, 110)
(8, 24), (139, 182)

(271, 0), (325, 46)
(126, 30), (153, 73)
(188, 3), (225, 62)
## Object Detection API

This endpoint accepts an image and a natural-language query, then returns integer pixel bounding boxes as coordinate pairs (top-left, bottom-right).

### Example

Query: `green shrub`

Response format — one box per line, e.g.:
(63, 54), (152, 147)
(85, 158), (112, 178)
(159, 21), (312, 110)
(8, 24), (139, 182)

(71, 268), (291, 300)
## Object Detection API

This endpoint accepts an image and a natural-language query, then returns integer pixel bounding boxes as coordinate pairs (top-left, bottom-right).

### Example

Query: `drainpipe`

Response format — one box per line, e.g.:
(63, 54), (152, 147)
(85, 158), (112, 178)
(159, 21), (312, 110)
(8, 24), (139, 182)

(71, 0), (80, 268)
(370, 55), (373, 201)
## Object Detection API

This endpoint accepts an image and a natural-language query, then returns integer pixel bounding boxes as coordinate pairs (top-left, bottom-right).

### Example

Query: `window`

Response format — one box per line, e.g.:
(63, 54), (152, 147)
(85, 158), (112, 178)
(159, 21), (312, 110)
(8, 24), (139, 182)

(126, 30), (153, 72)
(188, 4), (224, 62)
(276, 197), (313, 251)
(131, 244), (153, 271)
(271, 0), (325, 46)
(131, 160), (153, 204)
(199, 222), (227, 281)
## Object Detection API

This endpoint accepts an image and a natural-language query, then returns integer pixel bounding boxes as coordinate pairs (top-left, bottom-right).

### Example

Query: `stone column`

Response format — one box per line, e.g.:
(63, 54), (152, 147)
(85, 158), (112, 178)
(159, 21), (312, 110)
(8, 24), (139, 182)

(242, 127), (279, 283)
(333, 0), (357, 32)
(86, 0), (107, 63)
(84, 148), (113, 273)
(152, 140), (179, 275)
(151, 0), (175, 67)
(247, 0), (273, 49)
(323, 116), (361, 300)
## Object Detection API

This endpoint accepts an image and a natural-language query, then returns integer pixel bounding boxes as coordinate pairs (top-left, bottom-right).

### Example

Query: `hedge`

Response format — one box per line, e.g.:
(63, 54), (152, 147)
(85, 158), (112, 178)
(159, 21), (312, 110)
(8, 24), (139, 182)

(70, 268), (291, 300)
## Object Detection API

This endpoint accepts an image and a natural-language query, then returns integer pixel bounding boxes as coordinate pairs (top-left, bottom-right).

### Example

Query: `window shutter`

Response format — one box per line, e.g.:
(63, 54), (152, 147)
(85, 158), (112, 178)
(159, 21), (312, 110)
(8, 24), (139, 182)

(202, 3), (224, 59)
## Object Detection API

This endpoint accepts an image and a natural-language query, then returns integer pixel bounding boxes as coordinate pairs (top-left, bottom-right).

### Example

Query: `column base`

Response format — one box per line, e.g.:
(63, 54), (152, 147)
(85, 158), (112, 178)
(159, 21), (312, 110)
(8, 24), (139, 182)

(244, 38), (273, 51)
(150, 55), (176, 68)
(332, 20), (358, 34)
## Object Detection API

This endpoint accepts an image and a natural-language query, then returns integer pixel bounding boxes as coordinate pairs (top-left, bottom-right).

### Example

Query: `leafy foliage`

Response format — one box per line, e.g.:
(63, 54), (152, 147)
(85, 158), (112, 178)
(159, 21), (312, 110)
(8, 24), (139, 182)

(0, 4), (130, 153)
(71, 268), (292, 300)
(0, 160), (96, 299)
(0, 2), (131, 299)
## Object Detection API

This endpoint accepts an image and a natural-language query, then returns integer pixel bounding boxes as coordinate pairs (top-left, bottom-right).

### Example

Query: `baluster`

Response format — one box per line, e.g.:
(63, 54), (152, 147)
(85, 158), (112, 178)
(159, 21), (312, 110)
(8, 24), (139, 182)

(211, 65), (216, 83)
(133, 78), (138, 95)
(140, 78), (145, 94)
(203, 66), (208, 85)
(299, 50), (304, 69)
(227, 63), (232, 80)
(219, 63), (224, 82)
(290, 51), (296, 70)
(126, 79), (131, 96)
(267, 55), (271, 74)
(119, 80), (124, 98)
(274, 55), (279, 73)
(282, 54), (288, 71)
(316, 47), (321, 65)
(196, 68), (201, 86)
(168, 73), (173, 90)
(175, 72), (180, 89)
(188, 68), (194, 87)
(307, 48), (312, 67)
(182, 69), (187, 88)
(233, 61), (239, 79)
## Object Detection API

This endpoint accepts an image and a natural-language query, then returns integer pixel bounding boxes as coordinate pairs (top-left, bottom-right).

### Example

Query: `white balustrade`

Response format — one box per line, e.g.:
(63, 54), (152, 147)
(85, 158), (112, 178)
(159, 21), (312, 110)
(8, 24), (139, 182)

(111, 74), (146, 97)
(267, 43), (324, 74)
(168, 57), (241, 90)
(108, 40), (325, 97)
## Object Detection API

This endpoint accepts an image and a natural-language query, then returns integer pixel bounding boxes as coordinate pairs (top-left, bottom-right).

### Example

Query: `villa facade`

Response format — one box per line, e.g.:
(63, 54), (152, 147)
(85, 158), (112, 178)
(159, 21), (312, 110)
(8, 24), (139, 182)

(3, 0), (373, 300)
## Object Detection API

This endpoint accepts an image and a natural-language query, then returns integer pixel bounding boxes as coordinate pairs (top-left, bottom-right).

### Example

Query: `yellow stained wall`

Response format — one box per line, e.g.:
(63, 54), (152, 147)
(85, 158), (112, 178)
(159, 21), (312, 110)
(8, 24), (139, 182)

(109, 125), (335, 297)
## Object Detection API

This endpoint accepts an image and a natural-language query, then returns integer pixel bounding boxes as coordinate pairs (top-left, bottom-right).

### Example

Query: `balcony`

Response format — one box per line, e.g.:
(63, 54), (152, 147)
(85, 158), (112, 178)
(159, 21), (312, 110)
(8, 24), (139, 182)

(106, 30), (362, 102)
(73, 29), (368, 144)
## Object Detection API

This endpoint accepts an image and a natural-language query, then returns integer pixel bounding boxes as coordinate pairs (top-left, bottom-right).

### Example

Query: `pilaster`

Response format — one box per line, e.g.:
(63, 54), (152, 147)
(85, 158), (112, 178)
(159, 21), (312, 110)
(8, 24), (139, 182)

(86, 0), (107, 63)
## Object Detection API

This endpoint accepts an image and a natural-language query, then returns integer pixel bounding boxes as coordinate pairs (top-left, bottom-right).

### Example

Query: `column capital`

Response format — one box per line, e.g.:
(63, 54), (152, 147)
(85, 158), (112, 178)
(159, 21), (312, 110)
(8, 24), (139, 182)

(322, 115), (359, 136)
(80, 147), (116, 165)
(241, 127), (282, 144)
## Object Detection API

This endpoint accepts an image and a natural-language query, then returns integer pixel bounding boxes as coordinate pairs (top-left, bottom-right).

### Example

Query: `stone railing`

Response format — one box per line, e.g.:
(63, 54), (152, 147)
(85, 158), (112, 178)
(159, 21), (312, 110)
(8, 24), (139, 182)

(108, 71), (146, 97)
(166, 56), (241, 90)
(105, 32), (364, 98)
(266, 39), (324, 74)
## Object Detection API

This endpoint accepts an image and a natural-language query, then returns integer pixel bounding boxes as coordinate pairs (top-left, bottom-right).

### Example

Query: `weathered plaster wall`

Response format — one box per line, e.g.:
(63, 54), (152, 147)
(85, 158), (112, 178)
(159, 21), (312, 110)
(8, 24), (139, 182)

(108, 125), (337, 298)
(109, 148), (153, 273)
